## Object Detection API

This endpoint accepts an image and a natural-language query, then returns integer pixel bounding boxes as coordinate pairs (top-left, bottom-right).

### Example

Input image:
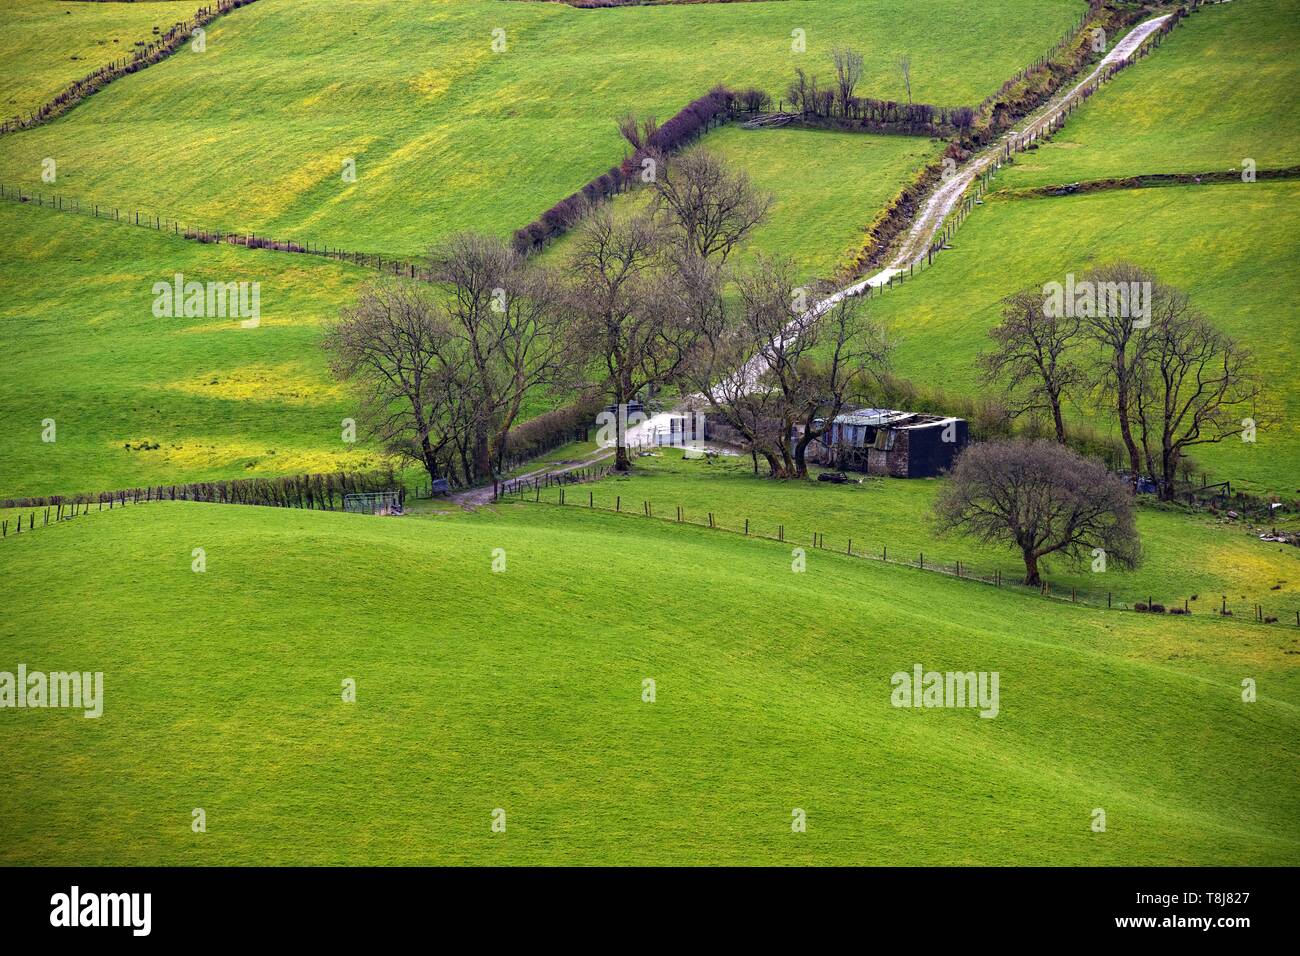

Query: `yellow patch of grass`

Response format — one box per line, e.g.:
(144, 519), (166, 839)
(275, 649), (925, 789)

(163, 364), (346, 406)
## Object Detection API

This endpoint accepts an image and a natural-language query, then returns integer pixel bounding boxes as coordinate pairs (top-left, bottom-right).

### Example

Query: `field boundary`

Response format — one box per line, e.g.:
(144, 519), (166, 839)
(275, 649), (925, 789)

(1, 0), (262, 136)
(991, 165), (1300, 200)
(499, 473), (1300, 628)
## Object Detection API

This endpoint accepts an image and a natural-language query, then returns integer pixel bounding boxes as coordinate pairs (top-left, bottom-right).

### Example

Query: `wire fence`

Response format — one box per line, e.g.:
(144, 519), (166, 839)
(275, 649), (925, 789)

(503, 481), (1300, 628)
(0, 182), (421, 277)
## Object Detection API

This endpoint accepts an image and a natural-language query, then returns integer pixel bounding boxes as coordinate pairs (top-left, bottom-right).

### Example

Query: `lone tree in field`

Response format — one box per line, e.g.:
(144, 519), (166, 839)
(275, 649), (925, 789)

(649, 149), (772, 265)
(934, 439), (1139, 586)
(896, 54), (913, 106)
(980, 288), (1084, 443)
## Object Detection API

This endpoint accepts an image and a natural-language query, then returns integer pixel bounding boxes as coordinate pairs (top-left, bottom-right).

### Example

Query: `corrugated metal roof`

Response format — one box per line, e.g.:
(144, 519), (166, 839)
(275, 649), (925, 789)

(833, 408), (912, 427)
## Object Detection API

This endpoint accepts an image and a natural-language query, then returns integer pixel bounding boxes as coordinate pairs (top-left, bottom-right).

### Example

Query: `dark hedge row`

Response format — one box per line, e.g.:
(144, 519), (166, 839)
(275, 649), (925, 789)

(511, 86), (736, 253)
(1, 1), (261, 135)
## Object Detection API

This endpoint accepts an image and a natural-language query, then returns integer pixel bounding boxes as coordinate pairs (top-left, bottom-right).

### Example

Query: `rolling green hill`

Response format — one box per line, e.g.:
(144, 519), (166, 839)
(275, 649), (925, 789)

(0, 0), (198, 122)
(0, 0), (1081, 255)
(538, 123), (944, 282)
(524, 449), (1300, 622)
(0, 499), (1296, 865)
(863, 180), (1300, 494)
(996, 0), (1300, 190)
(0, 200), (383, 499)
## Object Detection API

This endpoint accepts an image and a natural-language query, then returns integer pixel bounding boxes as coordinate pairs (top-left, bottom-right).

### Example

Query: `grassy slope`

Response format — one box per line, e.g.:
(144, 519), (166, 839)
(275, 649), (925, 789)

(539, 124), (944, 282)
(862, 181), (1300, 493)
(0, 0), (1081, 255)
(0, 500), (1295, 865)
(527, 450), (1300, 621)
(0, 201), (392, 499)
(0, 0), (198, 122)
(998, 0), (1300, 190)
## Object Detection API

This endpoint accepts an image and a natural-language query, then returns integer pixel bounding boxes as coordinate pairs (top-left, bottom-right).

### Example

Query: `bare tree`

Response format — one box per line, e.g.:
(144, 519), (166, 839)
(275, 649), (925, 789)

(1131, 305), (1262, 500)
(650, 149), (772, 265)
(897, 55), (913, 105)
(427, 233), (571, 480)
(617, 113), (659, 152)
(935, 439), (1140, 586)
(1077, 261), (1157, 486)
(567, 207), (693, 472)
(685, 258), (890, 478)
(830, 46), (864, 116)
(323, 279), (471, 485)
(979, 288), (1085, 443)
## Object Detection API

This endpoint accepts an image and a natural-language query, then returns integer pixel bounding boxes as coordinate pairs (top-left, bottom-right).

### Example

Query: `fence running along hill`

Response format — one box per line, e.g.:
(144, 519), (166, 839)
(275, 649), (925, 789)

(502, 479), (1300, 629)
(1, 0), (263, 136)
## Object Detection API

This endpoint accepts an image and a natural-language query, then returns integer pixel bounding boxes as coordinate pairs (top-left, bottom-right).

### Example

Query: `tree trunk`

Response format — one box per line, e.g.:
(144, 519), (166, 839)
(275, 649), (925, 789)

(1022, 549), (1041, 587)
(1050, 390), (1067, 444)
(1116, 377), (1142, 489)
(793, 434), (813, 478)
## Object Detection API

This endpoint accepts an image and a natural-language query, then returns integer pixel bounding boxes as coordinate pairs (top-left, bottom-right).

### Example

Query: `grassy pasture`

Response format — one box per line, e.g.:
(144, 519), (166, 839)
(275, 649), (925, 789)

(0, 0), (1081, 255)
(0, 0), (198, 122)
(0, 201), (390, 499)
(0, 499), (1295, 865)
(526, 449), (1300, 622)
(539, 124), (945, 282)
(996, 0), (1300, 190)
(860, 180), (1300, 494)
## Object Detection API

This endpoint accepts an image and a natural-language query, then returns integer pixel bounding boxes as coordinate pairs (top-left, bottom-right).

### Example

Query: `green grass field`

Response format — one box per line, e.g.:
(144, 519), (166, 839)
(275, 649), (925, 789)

(0, 0), (198, 122)
(863, 180), (1300, 494)
(0, 200), (387, 499)
(528, 449), (1300, 621)
(0, 0), (1080, 255)
(2, 0), (1299, 872)
(0, 499), (1295, 865)
(539, 123), (944, 282)
(997, 0), (1300, 189)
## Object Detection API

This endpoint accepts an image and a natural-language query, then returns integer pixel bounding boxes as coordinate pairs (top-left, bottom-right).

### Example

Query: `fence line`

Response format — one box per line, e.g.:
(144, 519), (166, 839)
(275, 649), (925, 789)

(504, 483), (1300, 628)
(1, 1), (262, 136)
(1, 469), (407, 541)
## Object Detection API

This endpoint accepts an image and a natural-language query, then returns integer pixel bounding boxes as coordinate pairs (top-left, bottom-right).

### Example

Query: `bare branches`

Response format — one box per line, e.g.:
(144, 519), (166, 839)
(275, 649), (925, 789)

(980, 288), (1085, 442)
(830, 46), (865, 115)
(935, 439), (1140, 585)
(896, 54), (912, 105)
(649, 149), (772, 266)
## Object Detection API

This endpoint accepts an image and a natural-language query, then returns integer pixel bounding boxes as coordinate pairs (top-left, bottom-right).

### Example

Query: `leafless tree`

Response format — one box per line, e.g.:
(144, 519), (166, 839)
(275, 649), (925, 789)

(897, 55), (913, 105)
(1077, 261), (1158, 486)
(567, 207), (694, 471)
(787, 66), (812, 115)
(1131, 304), (1262, 500)
(649, 149), (772, 265)
(980, 288), (1085, 443)
(830, 46), (864, 116)
(322, 279), (471, 485)
(617, 113), (659, 152)
(427, 233), (572, 480)
(685, 258), (890, 479)
(935, 439), (1140, 585)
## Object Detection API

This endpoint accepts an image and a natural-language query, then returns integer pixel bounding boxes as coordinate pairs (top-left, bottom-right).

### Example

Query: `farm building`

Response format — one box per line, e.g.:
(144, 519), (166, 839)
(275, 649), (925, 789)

(811, 408), (968, 478)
